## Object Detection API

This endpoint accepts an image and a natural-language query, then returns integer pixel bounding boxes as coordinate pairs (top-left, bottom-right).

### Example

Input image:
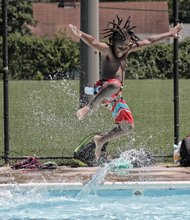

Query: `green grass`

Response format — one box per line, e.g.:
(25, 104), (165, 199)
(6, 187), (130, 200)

(0, 79), (189, 163)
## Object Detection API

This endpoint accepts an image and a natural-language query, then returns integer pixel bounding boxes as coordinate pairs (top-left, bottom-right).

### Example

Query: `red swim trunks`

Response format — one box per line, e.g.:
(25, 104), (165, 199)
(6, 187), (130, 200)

(94, 79), (134, 125)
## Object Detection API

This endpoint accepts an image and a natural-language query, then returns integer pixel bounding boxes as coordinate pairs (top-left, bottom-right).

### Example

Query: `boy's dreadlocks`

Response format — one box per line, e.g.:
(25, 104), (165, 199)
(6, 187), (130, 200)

(102, 15), (141, 46)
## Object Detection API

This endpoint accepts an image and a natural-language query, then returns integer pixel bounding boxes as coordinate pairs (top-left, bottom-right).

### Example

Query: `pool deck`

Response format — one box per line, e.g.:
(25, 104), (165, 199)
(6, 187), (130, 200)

(0, 164), (190, 185)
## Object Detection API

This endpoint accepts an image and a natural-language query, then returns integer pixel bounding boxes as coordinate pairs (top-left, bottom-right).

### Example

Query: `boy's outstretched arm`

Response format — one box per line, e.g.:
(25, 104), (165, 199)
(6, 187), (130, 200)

(130, 23), (183, 52)
(69, 24), (109, 53)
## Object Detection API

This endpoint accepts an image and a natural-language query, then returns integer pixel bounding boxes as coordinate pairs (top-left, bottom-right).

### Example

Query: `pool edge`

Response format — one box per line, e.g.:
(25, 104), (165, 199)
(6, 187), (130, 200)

(0, 181), (190, 190)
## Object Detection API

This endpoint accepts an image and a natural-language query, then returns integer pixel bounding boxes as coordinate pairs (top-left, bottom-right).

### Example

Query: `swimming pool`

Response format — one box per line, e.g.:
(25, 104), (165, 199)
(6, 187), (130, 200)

(0, 182), (190, 220)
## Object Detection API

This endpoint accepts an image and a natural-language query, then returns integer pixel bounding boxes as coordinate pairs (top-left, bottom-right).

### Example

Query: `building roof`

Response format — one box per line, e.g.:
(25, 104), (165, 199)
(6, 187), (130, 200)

(32, 1), (169, 41)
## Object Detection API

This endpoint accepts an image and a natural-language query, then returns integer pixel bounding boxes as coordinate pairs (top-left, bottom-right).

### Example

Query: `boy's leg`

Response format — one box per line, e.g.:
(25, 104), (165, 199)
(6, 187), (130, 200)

(77, 80), (121, 120)
(94, 122), (134, 160)
(94, 96), (134, 160)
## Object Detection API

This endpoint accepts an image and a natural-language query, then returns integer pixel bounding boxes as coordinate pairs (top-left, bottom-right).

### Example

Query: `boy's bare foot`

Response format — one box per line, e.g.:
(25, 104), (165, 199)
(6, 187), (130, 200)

(94, 135), (104, 160)
(76, 106), (90, 120)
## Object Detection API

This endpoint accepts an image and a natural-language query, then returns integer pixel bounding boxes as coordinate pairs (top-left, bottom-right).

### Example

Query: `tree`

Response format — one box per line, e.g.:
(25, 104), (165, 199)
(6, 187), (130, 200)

(167, 0), (190, 23)
(178, 0), (190, 23)
(0, 0), (36, 35)
(7, 33), (80, 80)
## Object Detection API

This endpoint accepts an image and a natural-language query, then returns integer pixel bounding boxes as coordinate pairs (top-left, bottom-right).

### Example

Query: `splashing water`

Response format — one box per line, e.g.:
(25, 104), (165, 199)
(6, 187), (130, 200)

(76, 163), (110, 200)
(119, 148), (155, 168)
(76, 157), (132, 200)
(76, 148), (154, 200)
(22, 79), (111, 153)
(21, 80), (88, 153)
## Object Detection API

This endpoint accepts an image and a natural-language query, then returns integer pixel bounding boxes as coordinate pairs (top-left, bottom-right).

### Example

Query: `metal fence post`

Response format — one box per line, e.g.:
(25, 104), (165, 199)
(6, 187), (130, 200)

(79, 0), (99, 107)
(173, 0), (179, 145)
(2, 0), (10, 164)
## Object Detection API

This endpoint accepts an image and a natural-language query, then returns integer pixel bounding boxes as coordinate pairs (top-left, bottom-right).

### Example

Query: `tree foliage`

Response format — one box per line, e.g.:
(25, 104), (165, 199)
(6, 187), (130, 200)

(5, 33), (80, 80)
(178, 38), (190, 79)
(127, 38), (190, 79)
(0, 34), (189, 80)
(0, 0), (36, 35)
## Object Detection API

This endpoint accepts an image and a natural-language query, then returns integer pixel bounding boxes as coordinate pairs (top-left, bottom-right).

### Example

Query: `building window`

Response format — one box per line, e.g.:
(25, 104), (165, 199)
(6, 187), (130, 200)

(58, 0), (76, 8)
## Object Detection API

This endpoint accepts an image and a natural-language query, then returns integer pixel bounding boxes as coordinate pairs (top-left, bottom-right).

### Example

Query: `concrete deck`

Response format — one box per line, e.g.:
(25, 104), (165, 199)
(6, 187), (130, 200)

(0, 164), (190, 184)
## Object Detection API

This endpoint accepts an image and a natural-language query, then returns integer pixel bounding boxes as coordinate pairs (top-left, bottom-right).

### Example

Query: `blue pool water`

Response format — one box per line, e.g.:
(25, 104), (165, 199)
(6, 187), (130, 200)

(1, 183), (190, 220)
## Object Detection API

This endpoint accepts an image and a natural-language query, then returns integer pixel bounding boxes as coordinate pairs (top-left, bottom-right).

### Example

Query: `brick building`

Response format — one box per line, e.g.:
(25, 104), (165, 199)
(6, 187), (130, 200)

(31, 1), (169, 41)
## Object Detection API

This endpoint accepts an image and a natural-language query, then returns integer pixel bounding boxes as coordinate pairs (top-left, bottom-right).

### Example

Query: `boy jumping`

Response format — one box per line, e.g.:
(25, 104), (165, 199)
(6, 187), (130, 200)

(69, 16), (183, 161)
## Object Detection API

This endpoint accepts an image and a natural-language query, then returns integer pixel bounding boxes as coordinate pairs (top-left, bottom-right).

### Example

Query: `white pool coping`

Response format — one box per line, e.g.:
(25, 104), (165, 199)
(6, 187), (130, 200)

(0, 181), (190, 190)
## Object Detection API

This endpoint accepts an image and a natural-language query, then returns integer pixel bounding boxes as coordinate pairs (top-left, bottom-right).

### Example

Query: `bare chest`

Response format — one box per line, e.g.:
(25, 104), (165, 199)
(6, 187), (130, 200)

(101, 55), (126, 80)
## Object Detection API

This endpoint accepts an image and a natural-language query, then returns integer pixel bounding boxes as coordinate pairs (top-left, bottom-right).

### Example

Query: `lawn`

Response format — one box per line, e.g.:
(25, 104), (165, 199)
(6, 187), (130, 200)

(0, 79), (189, 163)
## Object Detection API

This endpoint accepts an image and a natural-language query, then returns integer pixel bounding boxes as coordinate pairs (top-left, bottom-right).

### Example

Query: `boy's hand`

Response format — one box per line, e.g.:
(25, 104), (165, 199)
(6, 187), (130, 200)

(170, 23), (183, 38)
(69, 24), (81, 37)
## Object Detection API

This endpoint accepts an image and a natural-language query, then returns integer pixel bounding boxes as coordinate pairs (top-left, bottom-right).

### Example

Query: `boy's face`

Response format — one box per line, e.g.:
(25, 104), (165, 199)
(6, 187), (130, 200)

(113, 37), (132, 58)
